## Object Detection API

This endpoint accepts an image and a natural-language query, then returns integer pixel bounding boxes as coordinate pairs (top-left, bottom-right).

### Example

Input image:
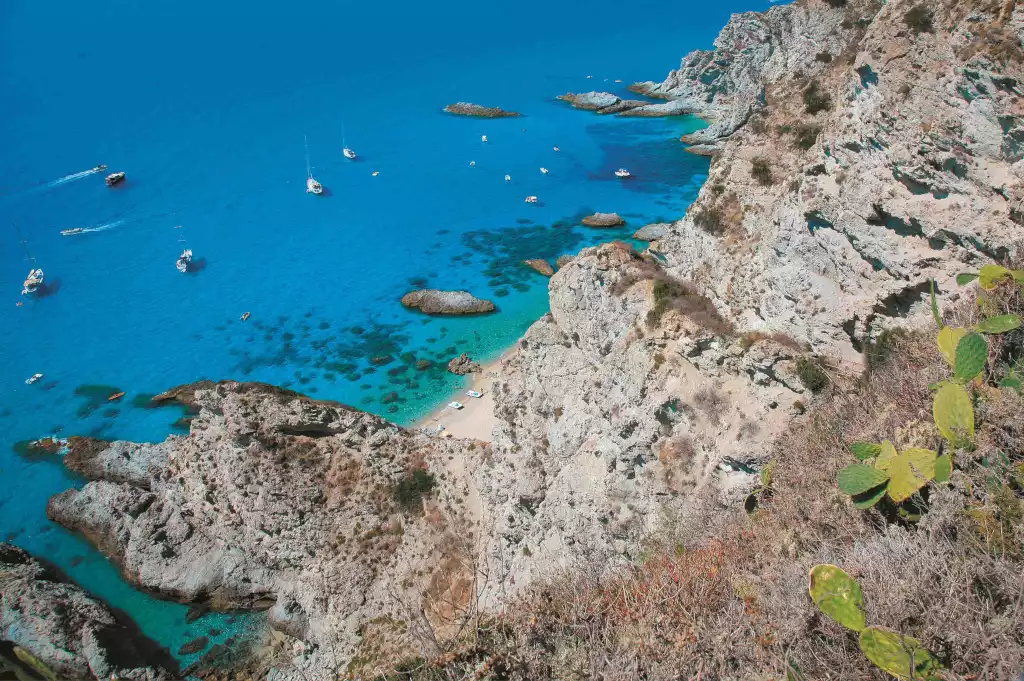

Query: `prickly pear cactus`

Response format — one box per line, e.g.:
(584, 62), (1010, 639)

(850, 441), (882, 461)
(838, 464), (890, 496)
(933, 381), (974, 447)
(979, 264), (1013, 290)
(954, 332), (988, 383)
(875, 440), (897, 471)
(975, 314), (1022, 334)
(808, 564), (866, 631)
(886, 448), (937, 503)
(11, 647), (57, 681)
(858, 626), (942, 680)
(936, 326), (966, 367)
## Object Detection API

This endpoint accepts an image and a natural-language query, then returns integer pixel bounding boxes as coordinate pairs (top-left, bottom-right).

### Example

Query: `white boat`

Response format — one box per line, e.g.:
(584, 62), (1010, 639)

(470, 161), (476, 166)
(93, 164), (108, 173)
(60, 228), (85, 236)
(22, 268), (44, 295)
(25, 373), (43, 385)
(342, 123), (356, 159)
(304, 135), (323, 195)
(343, 148), (356, 160)
(105, 171), (126, 186)
(505, 174), (511, 182)
(553, 146), (560, 152)
(540, 167), (549, 174)
(615, 168), (632, 178)
(372, 171), (380, 177)
(481, 135), (488, 143)
(525, 196), (538, 203)
(176, 249), (193, 273)
(448, 401), (464, 410)
(465, 390), (483, 398)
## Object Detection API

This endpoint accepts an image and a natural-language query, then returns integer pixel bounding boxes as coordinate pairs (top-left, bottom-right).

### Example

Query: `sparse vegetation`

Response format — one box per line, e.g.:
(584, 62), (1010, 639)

(791, 123), (822, 150)
(815, 51), (833, 63)
(795, 356), (829, 392)
(903, 4), (934, 34)
(392, 469), (436, 512)
(750, 158), (774, 186)
(692, 206), (726, 235)
(802, 79), (832, 114)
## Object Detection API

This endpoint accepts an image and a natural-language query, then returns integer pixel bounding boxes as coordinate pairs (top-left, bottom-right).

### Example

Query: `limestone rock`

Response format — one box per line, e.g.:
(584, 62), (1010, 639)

(447, 353), (481, 375)
(443, 102), (520, 118)
(581, 212), (626, 227)
(400, 289), (496, 315)
(523, 259), (555, 277)
(632, 223), (671, 241)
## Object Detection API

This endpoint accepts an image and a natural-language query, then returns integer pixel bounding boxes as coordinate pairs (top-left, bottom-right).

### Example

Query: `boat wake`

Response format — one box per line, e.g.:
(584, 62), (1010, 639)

(61, 219), (124, 236)
(47, 167), (104, 188)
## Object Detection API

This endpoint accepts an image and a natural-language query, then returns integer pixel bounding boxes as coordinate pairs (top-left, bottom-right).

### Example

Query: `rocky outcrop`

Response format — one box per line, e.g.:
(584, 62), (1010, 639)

(400, 289), (496, 315)
(0, 543), (178, 680)
(581, 212), (626, 227)
(443, 103), (521, 118)
(523, 259), (555, 277)
(632, 223), (671, 241)
(447, 353), (481, 375)
(557, 92), (691, 116)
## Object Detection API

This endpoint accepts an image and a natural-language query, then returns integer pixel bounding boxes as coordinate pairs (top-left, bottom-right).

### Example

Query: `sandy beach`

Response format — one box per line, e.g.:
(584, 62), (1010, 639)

(415, 351), (511, 442)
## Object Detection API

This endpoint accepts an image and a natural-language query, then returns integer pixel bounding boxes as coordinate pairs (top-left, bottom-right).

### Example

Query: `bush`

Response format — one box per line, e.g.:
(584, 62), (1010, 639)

(750, 158), (774, 186)
(392, 469), (436, 512)
(815, 52), (833, 63)
(693, 206), (726, 235)
(796, 357), (829, 393)
(803, 80), (832, 114)
(904, 4), (934, 34)
(792, 123), (822, 151)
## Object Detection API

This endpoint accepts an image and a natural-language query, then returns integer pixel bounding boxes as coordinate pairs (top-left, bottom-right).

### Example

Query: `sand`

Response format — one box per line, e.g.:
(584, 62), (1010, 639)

(415, 352), (509, 442)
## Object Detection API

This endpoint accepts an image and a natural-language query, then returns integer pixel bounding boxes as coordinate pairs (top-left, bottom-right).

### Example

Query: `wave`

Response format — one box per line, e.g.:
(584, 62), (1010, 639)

(46, 167), (103, 188)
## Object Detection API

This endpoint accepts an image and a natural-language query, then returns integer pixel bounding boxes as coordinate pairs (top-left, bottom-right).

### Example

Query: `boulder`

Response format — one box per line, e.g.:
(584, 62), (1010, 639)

(447, 354), (481, 375)
(555, 255), (576, 269)
(632, 223), (671, 241)
(581, 212), (626, 228)
(401, 289), (496, 315)
(557, 92), (623, 111)
(523, 259), (555, 277)
(444, 103), (521, 118)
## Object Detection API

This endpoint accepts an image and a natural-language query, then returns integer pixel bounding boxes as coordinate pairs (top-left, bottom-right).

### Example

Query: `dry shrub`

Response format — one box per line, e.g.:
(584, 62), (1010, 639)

(658, 435), (698, 492)
(740, 330), (804, 352)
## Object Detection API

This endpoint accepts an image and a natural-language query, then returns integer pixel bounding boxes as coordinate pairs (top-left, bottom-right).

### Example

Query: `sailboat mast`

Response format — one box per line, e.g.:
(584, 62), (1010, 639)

(304, 134), (312, 179)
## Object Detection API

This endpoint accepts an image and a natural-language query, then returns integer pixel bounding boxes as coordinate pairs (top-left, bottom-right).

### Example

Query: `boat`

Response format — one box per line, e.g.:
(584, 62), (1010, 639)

(372, 171), (380, 177)
(342, 123), (356, 159)
(505, 174), (511, 182)
(540, 167), (549, 174)
(93, 164), (107, 172)
(105, 171), (126, 186)
(448, 401), (464, 410)
(525, 196), (538, 203)
(465, 390), (483, 398)
(176, 249), (193, 273)
(25, 373), (43, 385)
(304, 135), (323, 195)
(60, 228), (85, 236)
(22, 268), (43, 295)
(108, 392), (125, 401)
(615, 79), (622, 83)
(469, 161), (476, 166)
(553, 146), (560, 152)
(240, 311), (251, 321)
(615, 168), (632, 178)
(481, 135), (488, 143)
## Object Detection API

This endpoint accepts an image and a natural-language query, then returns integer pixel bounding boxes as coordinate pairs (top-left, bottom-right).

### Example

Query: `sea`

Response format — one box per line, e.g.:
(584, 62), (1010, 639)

(0, 0), (768, 670)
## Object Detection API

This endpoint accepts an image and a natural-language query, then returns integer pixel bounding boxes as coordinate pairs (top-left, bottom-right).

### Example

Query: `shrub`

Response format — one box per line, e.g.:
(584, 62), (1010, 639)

(865, 328), (907, 372)
(646, 278), (733, 335)
(815, 52), (833, 63)
(824, 0), (847, 6)
(796, 357), (829, 392)
(792, 123), (822, 150)
(750, 158), (774, 186)
(392, 469), (436, 512)
(693, 206), (726, 235)
(904, 4), (934, 34)
(803, 80), (832, 114)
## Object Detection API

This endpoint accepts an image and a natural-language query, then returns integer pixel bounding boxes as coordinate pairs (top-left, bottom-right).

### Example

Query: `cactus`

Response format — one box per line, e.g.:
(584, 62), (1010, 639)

(852, 484), (888, 509)
(975, 314), (1022, 334)
(936, 326), (966, 367)
(929, 279), (942, 329)
(886, 448), (937, 503)
(933, 381), (974, 447)
(954, 332), (987, 383)
(838, 464), (890, 496)
(978, 264), (1013, 290)
(934, 453), (952, 484)
(850, 441), (881, 461)
(858, 626), (941, 680)
(875, 440), (897, 471)
(808, 564), (867, 631)
(956, 271), (979, 285)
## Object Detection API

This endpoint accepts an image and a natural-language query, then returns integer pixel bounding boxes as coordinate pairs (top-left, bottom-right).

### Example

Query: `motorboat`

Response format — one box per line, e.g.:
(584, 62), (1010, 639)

(481, 135), (488, 143)
(448, 401), (464, 410)
(105, 171), (126, 186)
(93, 164), (108, 172)
(465, 390), (483, 398)
(240, 311), (251, 321)
(505, 174), (511, 182)
(540, 167), (549, 174)
(525, 196), (538, 203)
(469, 161), (476, 166)
(343, 148), (356, 160)
(176, 249), (193, 273)
(25, 373), (43, 385)
(22, 268), (44, 295)
(615, 168), (632, 178)
(306, 177), (323, 194)
(372, 171), (380, 177)
(60, 228), (85, 236)
(553, 146), (560, 152)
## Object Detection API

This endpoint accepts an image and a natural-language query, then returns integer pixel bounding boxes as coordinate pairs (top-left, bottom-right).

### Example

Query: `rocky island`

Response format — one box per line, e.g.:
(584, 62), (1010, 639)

(400, 289), (496, 315)
(581, 211), (626, 227)
(443, 102), (521, 118)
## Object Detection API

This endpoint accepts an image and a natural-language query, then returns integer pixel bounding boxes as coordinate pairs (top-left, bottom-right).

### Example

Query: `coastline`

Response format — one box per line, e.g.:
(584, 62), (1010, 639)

(412, 348), (513, 442)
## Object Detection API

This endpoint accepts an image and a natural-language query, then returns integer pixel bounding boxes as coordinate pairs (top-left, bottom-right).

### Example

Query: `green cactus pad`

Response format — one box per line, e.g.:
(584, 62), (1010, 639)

(936, 326), (967, 367)
(839, 464), (890, 495)
(975, 314), (1021, 334)
(886, 448), (937, 503)
(955, 272), (979, 285)
(933, 381), (974, 447)
(858, 626), (942, 680)
(850, 441), (882, 461)
(875, 440), (897, 471)
(978, 264), (1012, 291)
(934, 453), (952, 484)
(954, 332), (987, 383)
(852, 484), (887, 509)
(808, 564), (867, 631)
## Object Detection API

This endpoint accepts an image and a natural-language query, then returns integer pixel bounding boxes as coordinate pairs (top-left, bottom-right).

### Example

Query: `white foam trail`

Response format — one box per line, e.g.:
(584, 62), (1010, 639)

(62, 219), (124, 236)
(46, 167), (102, 188)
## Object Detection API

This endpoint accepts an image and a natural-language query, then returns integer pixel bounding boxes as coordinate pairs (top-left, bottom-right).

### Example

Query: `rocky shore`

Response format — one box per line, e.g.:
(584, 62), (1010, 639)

(557, 92), (692, 116)
(400, 289), (496, 315)
(443, 102), (521, 118)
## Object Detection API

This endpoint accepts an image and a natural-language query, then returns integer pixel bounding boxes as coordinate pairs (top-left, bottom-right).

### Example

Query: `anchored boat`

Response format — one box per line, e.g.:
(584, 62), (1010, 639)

(105, 171), (126, 186)
(305, 135), (323, 195)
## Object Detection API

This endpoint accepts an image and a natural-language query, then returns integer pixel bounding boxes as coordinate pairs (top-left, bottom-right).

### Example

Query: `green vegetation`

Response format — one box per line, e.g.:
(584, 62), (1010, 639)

(803, 79), (832, 114)
(693, 206), (726, 235)
(392, 469), (436, 512)
(750, 158), (774, 186)
(795, 357), (828, 392)
(904, 4), (934, 34)
(791, 123), (822, 151)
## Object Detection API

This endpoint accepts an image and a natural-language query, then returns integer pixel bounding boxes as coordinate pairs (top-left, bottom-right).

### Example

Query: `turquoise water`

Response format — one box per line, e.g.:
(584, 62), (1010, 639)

(0, 0), (765, 668)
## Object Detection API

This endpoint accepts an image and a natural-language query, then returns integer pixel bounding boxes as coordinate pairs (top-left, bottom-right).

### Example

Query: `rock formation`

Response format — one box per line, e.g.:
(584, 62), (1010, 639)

(447, 353), (481, 375)
(400, 289), (496, 315)
(443, 103), (521, 118)
(632, 222), (671, 241)
(0, 543), (178, 680)
(581, 212), (626, 227)
(557, 92), (691, 116)
(522, 258), (555, 277)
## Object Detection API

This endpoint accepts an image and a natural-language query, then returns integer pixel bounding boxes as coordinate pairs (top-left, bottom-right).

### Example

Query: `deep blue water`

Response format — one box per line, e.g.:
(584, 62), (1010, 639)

(0, 0), (766, 669)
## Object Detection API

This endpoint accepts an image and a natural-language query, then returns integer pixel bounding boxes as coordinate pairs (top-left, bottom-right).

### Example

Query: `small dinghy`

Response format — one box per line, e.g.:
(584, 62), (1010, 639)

(240, 311), (251, 321)
(93, 164), (108, 173)
(108, 391), (125, 401)
(553, 146), (560, 152)
(481, 135), (488, 143)
(505, 174), (511, 182)
(465, 390), (483, 398)
(525, 196), (538, 203)
(372, 171), (380, 176)
(105, 171), (126, 186)
(540, 167), (549, 174)
(25, 373), (43, 385)
(615, 168), (632, 178)
(448, 401), (464, 410)
(469, 161), (476, 166)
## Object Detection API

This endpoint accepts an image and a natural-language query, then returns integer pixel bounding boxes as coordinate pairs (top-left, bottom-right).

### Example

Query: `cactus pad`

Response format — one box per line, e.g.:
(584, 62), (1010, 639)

(875, 440), (897, 471)
(934, 453), (952, 484)
(936, 326), (967, 367)
(858, 626), (941, 680)
(808, 564), (867, 631)
(933, 381), (974, 447)
(886, 448), (937, 503)
(954, 332), (987, 383)
(839, 464), (890, 496)
(975, 314), (1021, 334)
(850, 441), (882, 461)
(978, 264), (1012, 290)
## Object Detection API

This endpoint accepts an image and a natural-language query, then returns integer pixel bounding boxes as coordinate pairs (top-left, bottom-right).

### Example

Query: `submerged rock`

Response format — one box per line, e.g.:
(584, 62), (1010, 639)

(581, 212), (626, 228)
(0, 543), (178, 680)
(632, 223), (671, 241)
(178, 636), (209, 656)
(444, 102), (521, 118)
(523, 259), (555, 277)
(447, 353), (481, 375)
(401, 289), (496, 315)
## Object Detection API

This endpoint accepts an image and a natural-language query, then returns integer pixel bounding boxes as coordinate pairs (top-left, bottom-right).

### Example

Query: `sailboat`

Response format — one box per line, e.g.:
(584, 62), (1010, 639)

(16, 226), (44, 296)
(342, 124), (356, 160)
(305, 135), (323, 195)
(175, 228), (193, 273)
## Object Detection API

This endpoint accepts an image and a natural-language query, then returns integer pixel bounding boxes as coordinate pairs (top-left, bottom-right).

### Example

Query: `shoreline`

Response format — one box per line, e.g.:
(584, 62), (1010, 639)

(412, 348), (514, 442)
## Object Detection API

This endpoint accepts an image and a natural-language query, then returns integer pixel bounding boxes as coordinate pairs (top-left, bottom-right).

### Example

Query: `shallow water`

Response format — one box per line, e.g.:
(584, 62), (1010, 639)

(0, 0), (767, 667)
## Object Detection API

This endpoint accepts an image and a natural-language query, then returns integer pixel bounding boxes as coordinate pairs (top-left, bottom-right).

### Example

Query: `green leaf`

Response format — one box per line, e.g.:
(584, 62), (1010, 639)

(979, 264), (1012, 291)
(934, 454), (952, 484)
(786, 659), (806, 681)
(954, 332), (987, 383)
(858, 627), (943, 680)
(929, 279), (942, 329)
(760, 459), (776, 488)
(850, 441), (882, 461)
(975, 314), (1022, 334)
(933, 381), (974, 447)
(839, 464), (891, 495)
(875, 440), (897, 471)
(887, 448), (937, 503)
(936, 326), (967, 367)
(808, 564), (867, 631)
(956, 272), (979, 286)
(852, 483), (888, 509)
(1000, 375), (1022, 394)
